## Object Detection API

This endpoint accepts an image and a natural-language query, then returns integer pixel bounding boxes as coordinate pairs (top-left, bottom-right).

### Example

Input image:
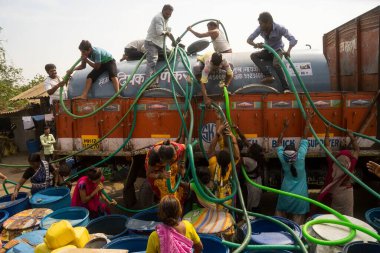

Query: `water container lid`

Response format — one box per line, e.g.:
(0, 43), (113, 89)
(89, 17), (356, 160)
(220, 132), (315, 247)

(252, 232), (296, 245)
(29, 187), (69, 205)
(311, 214), (377, 242)
(183, 208), (234, 234)
(187, 39), (210, 55)
(3, 208), (52, 230)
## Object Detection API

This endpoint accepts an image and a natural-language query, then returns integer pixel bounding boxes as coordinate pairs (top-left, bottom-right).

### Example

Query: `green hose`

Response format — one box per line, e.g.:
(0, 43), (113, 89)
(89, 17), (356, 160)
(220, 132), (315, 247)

(2, 179), (31, 195)
(0, 56), (145, 168)
(178, 19), (230, 44)
(59, 54), (147, 119)
(285, 56), (380, 145)
(223, 86), (236, 136)
(0, 53), (176, 168)
(242, 166), (359, 245)
(263, 44), (380, 201)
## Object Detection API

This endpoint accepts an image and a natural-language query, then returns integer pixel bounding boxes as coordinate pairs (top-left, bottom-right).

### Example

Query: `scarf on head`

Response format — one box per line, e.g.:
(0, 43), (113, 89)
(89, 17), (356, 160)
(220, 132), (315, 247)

(283, 150), (298, 163)
(156, 223), (193, 253)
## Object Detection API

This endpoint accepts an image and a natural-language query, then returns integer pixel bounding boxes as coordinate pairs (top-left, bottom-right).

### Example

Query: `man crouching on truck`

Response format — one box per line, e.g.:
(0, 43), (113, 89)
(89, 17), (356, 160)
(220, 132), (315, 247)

(247, 12), (297, 94)
(67, 40), (120, 99)
(193, 52), (233, 107)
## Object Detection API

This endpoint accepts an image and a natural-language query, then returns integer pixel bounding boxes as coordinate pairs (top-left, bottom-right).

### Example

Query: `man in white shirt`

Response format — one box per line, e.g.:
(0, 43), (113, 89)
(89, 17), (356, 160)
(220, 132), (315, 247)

(40, 126), (56, 162)
(144, 4), (177, 86)
(187, 21), (232, 53)
(44, 64), (67, 107)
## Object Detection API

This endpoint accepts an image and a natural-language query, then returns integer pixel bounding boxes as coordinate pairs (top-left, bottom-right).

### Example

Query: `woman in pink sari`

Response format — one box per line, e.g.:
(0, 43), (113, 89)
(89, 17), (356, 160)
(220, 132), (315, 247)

(146, 195), (203, 253)
(71, 168), (117, 219)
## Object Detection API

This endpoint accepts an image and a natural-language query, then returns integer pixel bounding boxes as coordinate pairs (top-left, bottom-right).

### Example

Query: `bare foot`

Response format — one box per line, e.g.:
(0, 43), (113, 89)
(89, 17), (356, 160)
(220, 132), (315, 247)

(73, 95), (87, 100)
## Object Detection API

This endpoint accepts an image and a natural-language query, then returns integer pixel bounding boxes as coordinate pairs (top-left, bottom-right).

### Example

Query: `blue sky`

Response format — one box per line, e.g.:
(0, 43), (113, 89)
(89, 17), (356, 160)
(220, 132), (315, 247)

(0, 0), (378, 82)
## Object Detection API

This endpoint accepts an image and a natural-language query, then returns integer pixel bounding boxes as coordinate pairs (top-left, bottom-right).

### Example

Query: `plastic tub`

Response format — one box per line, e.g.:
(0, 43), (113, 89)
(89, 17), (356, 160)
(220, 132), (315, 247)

(200, 234), (229, 253)
(85, 237), (109, 248)
(128, 208), (161, 235)
(40, 206), (89, 229)
(365, 207), (380, 233)
(0, 210), (9, 228)
(0, 192), (30, 216)
(343, 241), (380, 253)
(86, 214), (129, 240)
(103, 236), (148, 252)
(26, 139), (40, 154)
(30, 187), (71, 211)
(243, 216), (302, 246)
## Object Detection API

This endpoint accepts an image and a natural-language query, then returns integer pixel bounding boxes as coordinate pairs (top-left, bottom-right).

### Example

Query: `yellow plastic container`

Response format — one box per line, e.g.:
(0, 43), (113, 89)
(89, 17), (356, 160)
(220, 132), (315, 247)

(34, 243), (52, 253)
(51, 245), (77, 253)
(44, 220), (75, 249)
(72, 226), (90, 248)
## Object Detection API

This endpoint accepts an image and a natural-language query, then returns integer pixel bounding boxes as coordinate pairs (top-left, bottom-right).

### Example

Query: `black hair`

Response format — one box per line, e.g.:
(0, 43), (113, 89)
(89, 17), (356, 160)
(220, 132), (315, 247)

(148, 149), (161, 166)
(207, 21), (218, 28)
(216, 150), (231, 177)
(158, 140), (175, 162)
(44, 126), (50, 130)
(284, 143), (296, 151)
(162, 4), (174, 12)
(79, 40), (92, 51)
(289, 164), (298, 178)
(58, 161), (71, 177)
(87, 168), (102, 181)
(44, 64), (56, 73)
(248, 143), (265, 178)
(258, 12), (273, 23)
(28, 153), (41, 163)
(158, 195), (181, 227)
(237, 139), (244, 152)
(196, 166), (211, 185)
(211, 52), (223, 66)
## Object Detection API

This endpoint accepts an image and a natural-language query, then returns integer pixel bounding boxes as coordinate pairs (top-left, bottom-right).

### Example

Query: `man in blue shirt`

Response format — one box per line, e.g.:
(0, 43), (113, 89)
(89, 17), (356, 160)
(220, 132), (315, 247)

(247, 12), (297, 93)
(68, 40), (120, 99)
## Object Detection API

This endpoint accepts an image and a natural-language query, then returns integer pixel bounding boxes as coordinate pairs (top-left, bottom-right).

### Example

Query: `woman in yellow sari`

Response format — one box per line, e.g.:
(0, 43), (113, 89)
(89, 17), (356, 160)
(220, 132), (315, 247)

(145, 140), (187, 204)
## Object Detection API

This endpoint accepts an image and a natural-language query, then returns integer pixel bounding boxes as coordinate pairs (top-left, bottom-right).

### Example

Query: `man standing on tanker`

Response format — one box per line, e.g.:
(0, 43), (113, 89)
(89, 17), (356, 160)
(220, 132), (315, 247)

(247, 12), (297, 93)
(144, 4), (177, 87)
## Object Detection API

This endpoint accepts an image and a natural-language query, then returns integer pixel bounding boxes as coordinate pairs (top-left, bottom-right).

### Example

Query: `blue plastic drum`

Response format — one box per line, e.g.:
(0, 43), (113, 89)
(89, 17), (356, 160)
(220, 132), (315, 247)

(40, 206), (89, 229)
(0, 192), (30, 216)
(365, 207), (380, 233)
(29, 187), (71, 211)
(200, 234), (229, 253)
(343, 241), (380, 253)
(103, 236), (148, 252)
(241, 216), (301, 253)
(128, 208), (161, 235)
(0, 210), (9, 229)
(86, 214), (129, 240)
(26, 139), (40, 154)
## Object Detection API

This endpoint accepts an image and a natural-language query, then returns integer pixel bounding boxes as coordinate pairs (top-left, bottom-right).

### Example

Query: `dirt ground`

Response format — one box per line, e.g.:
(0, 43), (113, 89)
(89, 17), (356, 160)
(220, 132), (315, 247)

(0, 152), (379, 221)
